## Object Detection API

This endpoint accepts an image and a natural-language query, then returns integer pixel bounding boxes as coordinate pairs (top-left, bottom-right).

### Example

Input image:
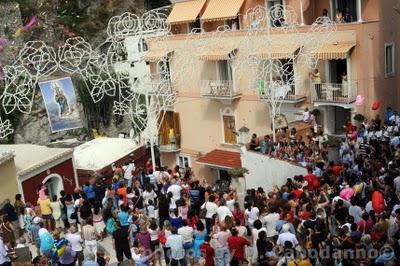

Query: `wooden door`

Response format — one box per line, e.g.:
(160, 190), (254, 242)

(223, 115), (237, 144)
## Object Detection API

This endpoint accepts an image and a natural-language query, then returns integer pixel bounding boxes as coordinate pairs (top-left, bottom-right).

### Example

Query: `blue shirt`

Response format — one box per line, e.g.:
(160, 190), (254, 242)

(83, 260), (99, 266)
(275, 220), (296, 235)
(118, 211), (129, 226)
(83, 185), (95, 200)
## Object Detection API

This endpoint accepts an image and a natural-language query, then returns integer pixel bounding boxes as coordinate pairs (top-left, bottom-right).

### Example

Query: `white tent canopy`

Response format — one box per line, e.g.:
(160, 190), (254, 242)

(73, 138), (141, 171)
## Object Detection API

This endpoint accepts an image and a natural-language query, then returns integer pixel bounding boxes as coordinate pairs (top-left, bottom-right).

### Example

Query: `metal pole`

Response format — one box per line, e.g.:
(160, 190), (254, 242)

(145, 93), (156, 172)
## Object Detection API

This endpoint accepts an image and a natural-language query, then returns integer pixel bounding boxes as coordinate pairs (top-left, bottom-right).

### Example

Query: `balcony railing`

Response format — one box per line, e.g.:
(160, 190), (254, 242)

(311, 82), (357, 104)
(200, 80), (241, 99)
(158, 135), (180, 153)
(258, 83), (306, 103)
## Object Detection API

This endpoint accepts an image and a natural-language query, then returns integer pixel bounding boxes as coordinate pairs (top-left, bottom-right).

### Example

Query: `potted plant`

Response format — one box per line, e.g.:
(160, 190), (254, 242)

(353, 113), (365, 122)
(228, 167), (249, 178)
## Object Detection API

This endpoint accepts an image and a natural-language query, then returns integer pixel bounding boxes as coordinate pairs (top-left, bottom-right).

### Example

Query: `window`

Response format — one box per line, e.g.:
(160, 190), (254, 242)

(176, 154), (191, 168)
(217, 60), (233, 81)
(385, 43), (395, 77)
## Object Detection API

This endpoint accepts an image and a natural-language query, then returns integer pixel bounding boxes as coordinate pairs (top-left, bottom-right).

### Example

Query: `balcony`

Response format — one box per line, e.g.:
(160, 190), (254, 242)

(311, 82), (357, 107)
(159, 143), (180, 153)
(258, 83), (306, 104)
(200, 80), (241, 101)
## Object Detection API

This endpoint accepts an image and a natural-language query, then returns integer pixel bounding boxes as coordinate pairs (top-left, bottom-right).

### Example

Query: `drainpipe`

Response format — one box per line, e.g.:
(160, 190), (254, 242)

(357, 0), (362, 22)
(300, 0), (305, 26)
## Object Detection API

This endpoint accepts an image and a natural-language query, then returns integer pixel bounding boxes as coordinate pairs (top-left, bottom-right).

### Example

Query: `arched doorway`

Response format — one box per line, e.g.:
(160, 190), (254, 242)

(42, 174), (64, 200)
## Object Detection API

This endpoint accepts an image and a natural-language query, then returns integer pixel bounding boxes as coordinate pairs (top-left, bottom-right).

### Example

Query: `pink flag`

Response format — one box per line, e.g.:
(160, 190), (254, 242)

(23, 16), (38, 31)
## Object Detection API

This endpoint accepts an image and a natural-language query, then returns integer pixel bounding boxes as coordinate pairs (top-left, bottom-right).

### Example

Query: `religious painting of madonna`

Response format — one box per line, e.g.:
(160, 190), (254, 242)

(39, 77), (83, 133)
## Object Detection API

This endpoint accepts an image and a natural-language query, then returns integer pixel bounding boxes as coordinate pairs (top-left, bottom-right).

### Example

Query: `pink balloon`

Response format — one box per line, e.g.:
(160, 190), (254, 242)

(355, 95), (364, 106)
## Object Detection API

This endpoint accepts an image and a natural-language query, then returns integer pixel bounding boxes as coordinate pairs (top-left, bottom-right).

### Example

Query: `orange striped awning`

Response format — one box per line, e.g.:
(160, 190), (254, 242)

(259, 45), (301, 59)
(144, 49), (174, 61)
(167, 0), (206, 25)
(201, 0), (245, 22)
(199, 47), (237, 61)
(314, 43), (356, 60)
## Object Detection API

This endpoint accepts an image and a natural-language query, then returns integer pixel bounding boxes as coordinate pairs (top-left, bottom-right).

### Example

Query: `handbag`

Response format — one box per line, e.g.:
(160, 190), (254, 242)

(70, 212), (77, 220)
(199, 202), (207, 219)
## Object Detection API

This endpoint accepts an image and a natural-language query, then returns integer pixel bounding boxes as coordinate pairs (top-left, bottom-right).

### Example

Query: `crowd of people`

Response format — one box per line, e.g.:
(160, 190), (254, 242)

(1, 107), (400, 266)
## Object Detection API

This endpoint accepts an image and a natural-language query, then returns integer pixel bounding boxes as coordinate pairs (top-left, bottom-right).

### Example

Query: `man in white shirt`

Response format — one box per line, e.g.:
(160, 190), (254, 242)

(165, 228), (185, 265)
(201, 195), (218, 233)
(276, 224), (298, 247)
(123, 160), (135, 187)
(178, 220), (194, 262)
(167, 178), (182, 201)
(216, 199), (233, 222)
(65, 226), (84, 265)
(262, 208), (280, 238)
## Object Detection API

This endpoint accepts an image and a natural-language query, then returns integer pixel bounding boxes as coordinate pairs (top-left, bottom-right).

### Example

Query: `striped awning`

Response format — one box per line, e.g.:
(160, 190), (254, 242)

(314, 43), (356, 60)
(144, 49), (174, 61)
(201, 0), (245, 22)
(167, 0), (206, 25)
(199, 48), (237, 61)
(259, 45), (301, 59)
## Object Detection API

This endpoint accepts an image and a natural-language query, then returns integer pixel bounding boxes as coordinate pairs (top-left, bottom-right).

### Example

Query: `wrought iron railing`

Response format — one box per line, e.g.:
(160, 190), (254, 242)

(311, 82), (357, 104)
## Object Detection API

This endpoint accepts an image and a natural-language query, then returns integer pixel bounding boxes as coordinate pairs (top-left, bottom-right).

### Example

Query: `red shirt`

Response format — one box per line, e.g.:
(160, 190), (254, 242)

(233, 209), (245, 226)
(227, 236), (250, 261)
(292, 188), (303, 199)
(331, 165), (344, 177)
(200, 242), (215, 266)
(304, 173), (319, 191)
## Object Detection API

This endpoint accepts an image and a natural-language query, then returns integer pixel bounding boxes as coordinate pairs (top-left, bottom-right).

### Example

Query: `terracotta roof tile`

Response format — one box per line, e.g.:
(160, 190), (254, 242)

(197, 149), (241, 169)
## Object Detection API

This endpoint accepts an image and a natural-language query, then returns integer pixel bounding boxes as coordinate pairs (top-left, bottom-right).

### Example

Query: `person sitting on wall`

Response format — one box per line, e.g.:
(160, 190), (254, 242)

(249, 133), (260, 151)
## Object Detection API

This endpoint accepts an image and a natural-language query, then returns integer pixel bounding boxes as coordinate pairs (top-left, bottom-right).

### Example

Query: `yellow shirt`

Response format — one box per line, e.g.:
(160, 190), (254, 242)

(288, 259), (312, 266)
(37, 198), (52, 215)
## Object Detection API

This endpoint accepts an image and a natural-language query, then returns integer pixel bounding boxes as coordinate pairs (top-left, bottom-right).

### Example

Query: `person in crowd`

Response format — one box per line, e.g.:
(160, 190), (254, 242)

(227, 227), (250, 264)
(50, 195), (62, 229)
(200, 235), (215, 266)
(165, 226), (185, 266)
(201, 195), (218, 234)
(112, 221), (133, 266)
(65, 225), (84, 266)
(82, 218), (98, 258)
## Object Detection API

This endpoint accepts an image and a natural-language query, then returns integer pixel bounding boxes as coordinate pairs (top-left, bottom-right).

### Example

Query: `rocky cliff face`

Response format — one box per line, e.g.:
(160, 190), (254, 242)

(0, 0), (149, 144)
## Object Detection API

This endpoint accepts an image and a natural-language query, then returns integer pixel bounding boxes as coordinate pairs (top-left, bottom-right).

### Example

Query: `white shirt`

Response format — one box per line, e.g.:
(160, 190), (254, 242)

(277, 232), (298, 247)
(348, 205), (363, 223)
(124, 163), (135, 180)
(178, 226), (194, 243)
(167, 184), (182, 201)
(262, 213), (280, 237)
(216, 206), (233, 221)
(66, 233), (83, 251)
(142, 190), (156, 205)
(148, 228), (159, 241)
(303, 111), (310, 122)
(394, 176), (400, 192)
(245, 207), (259, 226)
(0, 237), (10, 264)
(226, 199), (235, 212)
(201, 202), (218, 219)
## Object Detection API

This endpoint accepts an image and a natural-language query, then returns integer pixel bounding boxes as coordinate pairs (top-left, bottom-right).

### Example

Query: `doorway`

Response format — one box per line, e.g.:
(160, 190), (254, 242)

(334, 107), (351, 134)
(329, 59), (347, 83)
(43, 174), (63, 200)
(223, 115), (237, 144)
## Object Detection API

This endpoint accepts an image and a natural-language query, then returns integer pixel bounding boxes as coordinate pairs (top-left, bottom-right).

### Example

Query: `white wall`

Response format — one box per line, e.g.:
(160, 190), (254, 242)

(241, 147), (307, 192)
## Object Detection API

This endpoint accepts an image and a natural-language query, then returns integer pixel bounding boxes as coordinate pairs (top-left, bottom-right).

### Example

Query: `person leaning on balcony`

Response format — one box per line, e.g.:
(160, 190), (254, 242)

(341, 72), (348, 97)
(335, 8), (344, 23)
(310, 69), (322, 100)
